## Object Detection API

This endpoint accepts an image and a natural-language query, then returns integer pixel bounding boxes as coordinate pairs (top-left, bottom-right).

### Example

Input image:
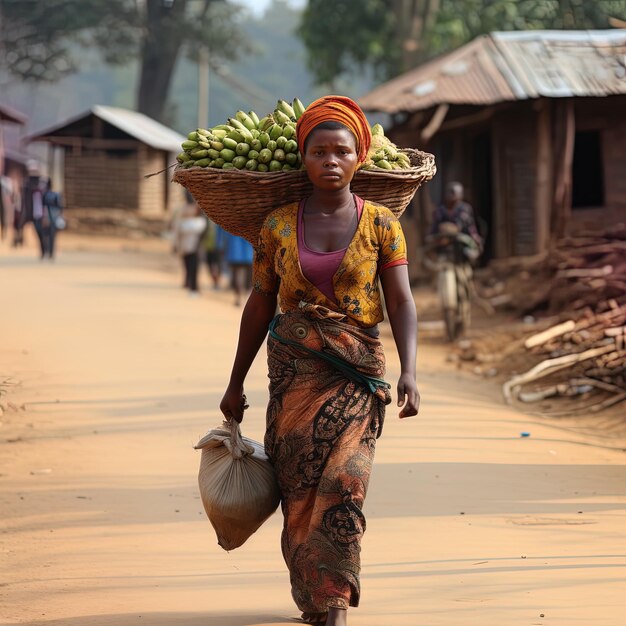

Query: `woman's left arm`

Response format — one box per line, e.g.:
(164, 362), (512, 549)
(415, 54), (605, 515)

(380, 264), (420, 418)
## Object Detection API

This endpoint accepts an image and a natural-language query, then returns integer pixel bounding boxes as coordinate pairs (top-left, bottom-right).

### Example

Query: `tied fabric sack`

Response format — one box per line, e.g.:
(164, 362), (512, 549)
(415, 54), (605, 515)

(194, 419), (280, 550)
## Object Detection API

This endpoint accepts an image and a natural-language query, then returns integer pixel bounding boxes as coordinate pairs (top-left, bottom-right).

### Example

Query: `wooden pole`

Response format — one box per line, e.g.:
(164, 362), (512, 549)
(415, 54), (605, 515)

(534, 98), (552, 254)
(551, 98), (575, 242)
(198, 47), (209, 129)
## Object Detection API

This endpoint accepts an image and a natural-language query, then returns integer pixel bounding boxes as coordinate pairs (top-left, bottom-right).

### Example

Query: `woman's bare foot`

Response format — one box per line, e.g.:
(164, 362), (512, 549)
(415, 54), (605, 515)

(325, 607), (347, 626)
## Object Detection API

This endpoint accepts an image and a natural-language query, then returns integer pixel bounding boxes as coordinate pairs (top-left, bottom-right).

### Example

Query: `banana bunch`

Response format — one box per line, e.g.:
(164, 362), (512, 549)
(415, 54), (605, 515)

(177, 101), (412, 173)
(177, 98), (308, 172)
(361, 123), (412, 171)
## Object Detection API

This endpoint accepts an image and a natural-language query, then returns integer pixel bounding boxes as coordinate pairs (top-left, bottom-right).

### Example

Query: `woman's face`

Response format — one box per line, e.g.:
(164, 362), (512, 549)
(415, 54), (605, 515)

(302, 128), (359, 191)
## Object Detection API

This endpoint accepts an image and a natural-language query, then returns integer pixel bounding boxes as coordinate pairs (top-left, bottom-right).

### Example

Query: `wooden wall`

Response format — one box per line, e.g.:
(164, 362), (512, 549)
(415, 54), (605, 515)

(492, 104), (537, 257)
(137, 146), (166, 216)
(65, 148), (138, 209)
(571, 96), (626, 231)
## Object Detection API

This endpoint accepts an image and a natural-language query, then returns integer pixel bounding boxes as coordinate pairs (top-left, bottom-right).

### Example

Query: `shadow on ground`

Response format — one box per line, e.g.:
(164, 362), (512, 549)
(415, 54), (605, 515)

(19, 612), (296, 626)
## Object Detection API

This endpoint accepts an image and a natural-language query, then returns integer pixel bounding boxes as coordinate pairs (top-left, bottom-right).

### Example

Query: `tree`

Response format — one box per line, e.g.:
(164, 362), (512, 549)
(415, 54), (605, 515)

(298, 0), (626, 86)
(0, 0), (244, 122)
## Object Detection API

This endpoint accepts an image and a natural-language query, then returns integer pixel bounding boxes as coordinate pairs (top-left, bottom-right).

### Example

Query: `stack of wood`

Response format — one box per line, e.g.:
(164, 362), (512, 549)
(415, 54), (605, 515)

(531, 224), (626, 315)
(468, 224), (626, 415)
(503, 303), (626, 415)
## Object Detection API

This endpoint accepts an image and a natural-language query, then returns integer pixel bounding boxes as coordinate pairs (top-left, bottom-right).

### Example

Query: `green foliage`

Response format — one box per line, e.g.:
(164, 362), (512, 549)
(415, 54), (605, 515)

(428, 0), (626, 56)
(297, 0), (398, 85)
(0, 0), (244, 81)
(298, 0), (626, 85)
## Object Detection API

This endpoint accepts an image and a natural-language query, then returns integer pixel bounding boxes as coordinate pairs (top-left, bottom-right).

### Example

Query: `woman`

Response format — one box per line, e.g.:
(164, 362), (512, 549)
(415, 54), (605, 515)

(172, 192), (205, 296)
(220, 96), (420, 626)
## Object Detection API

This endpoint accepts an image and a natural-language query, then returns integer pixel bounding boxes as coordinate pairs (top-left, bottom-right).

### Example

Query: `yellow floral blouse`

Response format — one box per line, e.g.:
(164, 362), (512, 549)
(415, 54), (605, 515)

(253, 199), (408, 328)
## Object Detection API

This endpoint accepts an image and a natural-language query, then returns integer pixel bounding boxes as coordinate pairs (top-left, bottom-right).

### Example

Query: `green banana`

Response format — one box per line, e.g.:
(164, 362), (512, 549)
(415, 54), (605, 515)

(189, 148), (209, 158)
(257, 163), (269, 172)
(213, 124), (234, 132)
(259, 132), (270, 147)
(284, 139), (298, 153)
(269, 124), (282, 141)
(276, 136), (287, 149)
(212, 129), (227, 139)
(276, 99), (295, 120)
(223, 137), (239, 150)
(257, 116), (274, 132)
(236, 142), (251, 156)
(251, 139), (263, 152)
(269, 160), (282, 172)
(248, 149), (260, 160)
(267, 140), (277, 152)
(210, 141), (225, 151)
(273, 110), (292, 126)
(245, 159), (258, 171)
(258, 148), (273, 164)
(376, 159), (392, 170)
(273, 148), (286, 162)
(228, 117), (248, 133)
(187, 131), (199, 141)
(371, 123), (384, 136)
(181, 140), (198, 151)
(177, 152), (191, 163)
(249, 110), (260, 127)
(292, 98), (306, 120)
(232, 156), (247, 169)
(285, 152), (298, 166)
(194, 158), (210, 167)
(282, 125), (295, 140)
(207, 149), (221, 160)
(220, 148), (236, 162)
(226, 130), (246, 144)
(236, 110), (256, 131)
(222, 162), (235, 170)
(197, 128), (211, 137)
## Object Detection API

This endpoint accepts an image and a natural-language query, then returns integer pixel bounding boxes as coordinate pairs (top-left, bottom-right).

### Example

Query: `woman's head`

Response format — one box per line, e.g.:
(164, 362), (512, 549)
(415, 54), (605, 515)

(296, 95), (372, 165)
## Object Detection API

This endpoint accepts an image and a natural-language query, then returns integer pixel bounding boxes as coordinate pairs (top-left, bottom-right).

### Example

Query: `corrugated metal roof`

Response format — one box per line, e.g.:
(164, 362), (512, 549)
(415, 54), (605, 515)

(92, 105), (185, 151)
(28, 105), (186, 151)
(0, 102), (27, 125)
(359, 30), (626, 113)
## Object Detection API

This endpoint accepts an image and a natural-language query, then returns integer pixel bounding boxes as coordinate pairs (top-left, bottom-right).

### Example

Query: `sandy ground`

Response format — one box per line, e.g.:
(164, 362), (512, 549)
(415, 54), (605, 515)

(1, 230), (626, 626)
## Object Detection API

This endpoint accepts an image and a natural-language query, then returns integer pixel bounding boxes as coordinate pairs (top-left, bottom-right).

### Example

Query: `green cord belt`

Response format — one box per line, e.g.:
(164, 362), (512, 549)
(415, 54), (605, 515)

(268, 316), (390, 394)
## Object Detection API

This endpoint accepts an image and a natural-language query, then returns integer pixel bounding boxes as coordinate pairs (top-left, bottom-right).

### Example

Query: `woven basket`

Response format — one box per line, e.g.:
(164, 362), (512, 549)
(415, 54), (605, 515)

(172, 148), (436, 244)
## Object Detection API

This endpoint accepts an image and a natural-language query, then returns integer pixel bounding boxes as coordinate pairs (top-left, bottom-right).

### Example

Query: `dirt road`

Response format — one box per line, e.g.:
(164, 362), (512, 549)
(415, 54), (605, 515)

(1, 233), (625, 626)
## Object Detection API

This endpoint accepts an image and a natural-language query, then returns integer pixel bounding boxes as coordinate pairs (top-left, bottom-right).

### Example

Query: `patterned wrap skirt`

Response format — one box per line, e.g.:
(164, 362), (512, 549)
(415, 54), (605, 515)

(264, 303), (391, 614)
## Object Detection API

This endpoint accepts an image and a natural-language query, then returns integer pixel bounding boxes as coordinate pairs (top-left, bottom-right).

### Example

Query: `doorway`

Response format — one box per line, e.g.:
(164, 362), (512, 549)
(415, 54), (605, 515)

(471, 131), (494, 262)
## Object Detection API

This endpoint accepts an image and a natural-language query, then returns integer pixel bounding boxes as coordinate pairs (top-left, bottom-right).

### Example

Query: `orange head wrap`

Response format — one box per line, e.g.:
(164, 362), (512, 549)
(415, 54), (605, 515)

(296, 95), (372, 164)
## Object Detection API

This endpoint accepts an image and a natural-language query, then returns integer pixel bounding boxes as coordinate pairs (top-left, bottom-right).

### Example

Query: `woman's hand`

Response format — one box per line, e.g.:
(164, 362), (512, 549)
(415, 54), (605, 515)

(219, 384), (248, 423)
(397, 373), (420, 418)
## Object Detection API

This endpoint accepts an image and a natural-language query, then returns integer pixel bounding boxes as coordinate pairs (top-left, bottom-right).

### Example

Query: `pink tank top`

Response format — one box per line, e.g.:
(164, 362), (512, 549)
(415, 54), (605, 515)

(298, 195), (364, 302)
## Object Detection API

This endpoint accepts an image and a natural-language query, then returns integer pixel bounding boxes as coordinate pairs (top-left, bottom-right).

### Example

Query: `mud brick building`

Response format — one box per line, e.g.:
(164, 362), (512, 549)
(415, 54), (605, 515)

(28, 106), (185, 216)
(360, 30), (626, 268)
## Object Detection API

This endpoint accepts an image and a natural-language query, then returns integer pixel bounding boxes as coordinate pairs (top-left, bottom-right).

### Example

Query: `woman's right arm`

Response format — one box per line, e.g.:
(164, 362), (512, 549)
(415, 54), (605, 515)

(219, 289), (277, 422)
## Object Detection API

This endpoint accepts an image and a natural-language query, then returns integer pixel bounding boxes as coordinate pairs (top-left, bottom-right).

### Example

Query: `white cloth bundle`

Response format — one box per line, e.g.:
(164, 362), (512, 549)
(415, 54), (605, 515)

(194, 420), (280, 550)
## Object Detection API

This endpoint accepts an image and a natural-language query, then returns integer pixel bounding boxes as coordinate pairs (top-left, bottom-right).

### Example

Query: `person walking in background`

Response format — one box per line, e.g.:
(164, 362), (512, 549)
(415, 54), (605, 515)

(33, 178), (64, 260)
(172, 192), (205, 297)
(220, 231), (254, 307)
(201, 217), (222, 289)
(0, 175), (16, 242)
(16, 161), (41, 248)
